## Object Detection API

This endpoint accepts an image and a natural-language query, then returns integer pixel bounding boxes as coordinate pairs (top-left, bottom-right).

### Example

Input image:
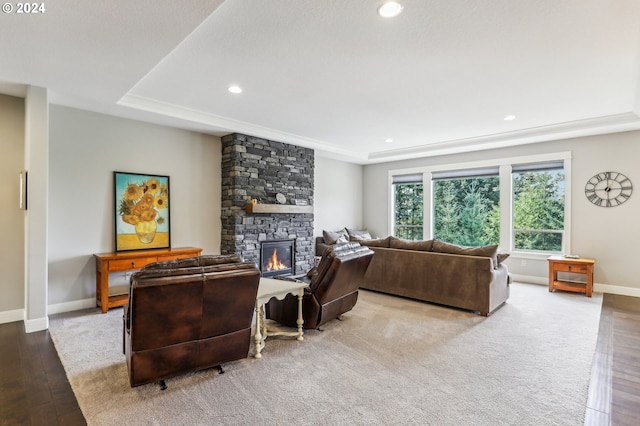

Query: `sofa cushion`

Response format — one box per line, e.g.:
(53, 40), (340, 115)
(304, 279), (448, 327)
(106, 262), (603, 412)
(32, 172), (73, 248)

(346, 228), (372, 241)
(359, 236), (391, 248)
(432, 240), (499, 268)
(389, 236), (434, 252)
(323, 228), (349, 245)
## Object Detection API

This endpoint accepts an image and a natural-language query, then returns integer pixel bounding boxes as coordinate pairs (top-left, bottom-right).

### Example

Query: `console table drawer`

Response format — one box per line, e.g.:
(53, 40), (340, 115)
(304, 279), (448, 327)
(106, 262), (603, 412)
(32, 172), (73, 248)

(553, 263), (588, 274)
(109, 257), (157, 271)
(157, 253), (193, 262)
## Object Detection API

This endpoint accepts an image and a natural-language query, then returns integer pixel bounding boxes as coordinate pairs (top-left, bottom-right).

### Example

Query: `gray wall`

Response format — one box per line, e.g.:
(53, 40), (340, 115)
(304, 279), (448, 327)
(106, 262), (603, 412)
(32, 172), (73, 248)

(0, 94), (25, 315)
(314, 156), (365, 235)
(363, 131), (640, 293)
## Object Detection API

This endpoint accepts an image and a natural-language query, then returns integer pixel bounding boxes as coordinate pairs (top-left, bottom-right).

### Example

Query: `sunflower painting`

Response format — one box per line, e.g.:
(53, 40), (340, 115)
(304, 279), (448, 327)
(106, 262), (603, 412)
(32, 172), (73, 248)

(114, 172), (170, 251)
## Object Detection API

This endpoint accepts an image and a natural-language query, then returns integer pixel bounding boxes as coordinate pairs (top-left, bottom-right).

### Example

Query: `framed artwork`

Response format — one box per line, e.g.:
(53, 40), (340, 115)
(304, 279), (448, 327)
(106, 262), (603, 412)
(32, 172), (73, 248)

(114, 171), (170, 251)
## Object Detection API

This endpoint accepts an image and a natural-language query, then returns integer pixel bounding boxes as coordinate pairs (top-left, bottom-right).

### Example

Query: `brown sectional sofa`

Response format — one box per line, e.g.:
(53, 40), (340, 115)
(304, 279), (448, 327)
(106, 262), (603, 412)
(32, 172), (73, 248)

(316, 232), (510, 316)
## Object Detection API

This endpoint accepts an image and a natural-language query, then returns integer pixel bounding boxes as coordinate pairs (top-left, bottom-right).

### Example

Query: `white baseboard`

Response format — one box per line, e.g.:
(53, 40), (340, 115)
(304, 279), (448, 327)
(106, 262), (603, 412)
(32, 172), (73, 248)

(510, 274), (547, 286)
(24, 316), (49, 333)
(594, 283), (640, 298)
(0, 308), (24, 325)
(1, 298), (96, 328)
(47, 297), (96, 315)
(512, 274), (640, 298)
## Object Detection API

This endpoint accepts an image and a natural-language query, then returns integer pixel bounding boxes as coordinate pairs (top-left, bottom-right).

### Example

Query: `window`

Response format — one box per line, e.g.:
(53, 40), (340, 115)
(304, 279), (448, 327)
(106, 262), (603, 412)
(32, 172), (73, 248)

(432, 167), (500, 247)
(390, 152), (570, 254)
(392, 174), (423, 240)
(512, 162), (565, 252)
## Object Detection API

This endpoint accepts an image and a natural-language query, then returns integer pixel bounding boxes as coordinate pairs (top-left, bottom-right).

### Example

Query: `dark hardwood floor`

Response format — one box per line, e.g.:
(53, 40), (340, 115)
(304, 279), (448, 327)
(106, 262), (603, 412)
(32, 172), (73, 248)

(586, 293), (640, 426)
(0, 321), (85, 425)
(1, 292), (638, 425)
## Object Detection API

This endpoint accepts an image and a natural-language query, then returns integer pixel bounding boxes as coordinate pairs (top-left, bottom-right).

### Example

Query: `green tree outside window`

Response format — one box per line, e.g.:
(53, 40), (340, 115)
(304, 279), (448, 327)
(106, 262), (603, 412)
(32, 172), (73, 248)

(394, 183), (423, 240)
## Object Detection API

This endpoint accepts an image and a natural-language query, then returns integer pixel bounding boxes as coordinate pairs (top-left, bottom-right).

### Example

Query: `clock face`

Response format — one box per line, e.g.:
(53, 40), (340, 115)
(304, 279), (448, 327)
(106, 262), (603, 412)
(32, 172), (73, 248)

(275, 193), (287, 204)
(585, 171), (633, 207)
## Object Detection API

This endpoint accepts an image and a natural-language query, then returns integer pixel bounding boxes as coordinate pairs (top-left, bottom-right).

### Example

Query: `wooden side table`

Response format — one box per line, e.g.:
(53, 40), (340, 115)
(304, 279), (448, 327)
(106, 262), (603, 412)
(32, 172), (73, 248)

(547, 255), (595, 297)
(94, 247), (202, 313)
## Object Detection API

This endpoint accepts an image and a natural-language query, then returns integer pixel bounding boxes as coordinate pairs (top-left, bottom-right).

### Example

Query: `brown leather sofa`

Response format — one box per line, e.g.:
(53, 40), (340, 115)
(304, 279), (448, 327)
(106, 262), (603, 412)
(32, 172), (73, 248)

(316, 235), (510, 316)
(123, 255), (260, 388)
(265, 242), (374, 329)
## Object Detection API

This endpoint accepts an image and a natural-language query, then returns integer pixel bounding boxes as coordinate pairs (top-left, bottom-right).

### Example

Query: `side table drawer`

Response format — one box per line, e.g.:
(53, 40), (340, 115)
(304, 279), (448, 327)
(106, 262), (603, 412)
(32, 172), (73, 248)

(553, 263), (589, 274)
(109, 257), (158, 271)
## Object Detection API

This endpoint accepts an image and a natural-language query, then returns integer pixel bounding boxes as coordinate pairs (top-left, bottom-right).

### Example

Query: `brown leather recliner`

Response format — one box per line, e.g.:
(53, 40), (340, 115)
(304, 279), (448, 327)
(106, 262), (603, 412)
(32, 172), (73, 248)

(265, 242), (374, 330)
(123, 255), (260, 388)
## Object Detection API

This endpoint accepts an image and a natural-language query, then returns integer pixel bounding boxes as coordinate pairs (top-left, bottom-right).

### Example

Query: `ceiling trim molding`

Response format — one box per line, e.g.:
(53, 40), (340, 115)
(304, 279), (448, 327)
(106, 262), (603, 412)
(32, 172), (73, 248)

(367, 112), (640, 164)
(118, 93), (640, 165)
(118, 93), (368, 162)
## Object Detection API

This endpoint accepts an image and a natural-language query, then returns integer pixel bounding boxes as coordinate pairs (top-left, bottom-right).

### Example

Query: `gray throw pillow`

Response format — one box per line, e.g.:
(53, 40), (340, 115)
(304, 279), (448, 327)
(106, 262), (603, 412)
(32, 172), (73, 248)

(323, 228), (349, 245)
(346, 228), (372, 241)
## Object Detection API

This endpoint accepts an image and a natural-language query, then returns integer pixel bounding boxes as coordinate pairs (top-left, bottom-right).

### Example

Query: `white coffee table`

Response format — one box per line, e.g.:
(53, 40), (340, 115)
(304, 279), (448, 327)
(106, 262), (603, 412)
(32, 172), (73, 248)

(254, 277), (309, 359)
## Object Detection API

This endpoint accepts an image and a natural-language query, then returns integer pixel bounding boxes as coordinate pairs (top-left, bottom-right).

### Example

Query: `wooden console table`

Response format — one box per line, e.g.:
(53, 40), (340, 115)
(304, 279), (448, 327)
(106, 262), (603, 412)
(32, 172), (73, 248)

(547, 255), (595, 297)
(94, 247), (202, 313)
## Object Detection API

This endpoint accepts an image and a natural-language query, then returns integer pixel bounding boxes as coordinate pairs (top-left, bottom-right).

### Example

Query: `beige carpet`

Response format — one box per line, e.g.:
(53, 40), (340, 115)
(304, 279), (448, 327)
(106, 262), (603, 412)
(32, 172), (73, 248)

(49, 282), (602, 425)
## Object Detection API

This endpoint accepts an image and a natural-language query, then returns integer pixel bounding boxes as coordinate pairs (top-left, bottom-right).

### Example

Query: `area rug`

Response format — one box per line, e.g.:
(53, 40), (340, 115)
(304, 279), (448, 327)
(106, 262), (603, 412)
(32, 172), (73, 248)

(49, 282), (602, 425)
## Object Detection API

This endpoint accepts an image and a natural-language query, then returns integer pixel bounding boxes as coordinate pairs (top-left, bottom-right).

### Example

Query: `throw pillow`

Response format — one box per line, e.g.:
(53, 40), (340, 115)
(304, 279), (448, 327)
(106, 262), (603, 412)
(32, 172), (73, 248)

(432, 240), (499, 269)
(389, 236), (434, 251)
(349, 233), (373, 242)
(346, 228), (372, 241)
(497, 253), (510, 265)
(323, 228), (349, 245)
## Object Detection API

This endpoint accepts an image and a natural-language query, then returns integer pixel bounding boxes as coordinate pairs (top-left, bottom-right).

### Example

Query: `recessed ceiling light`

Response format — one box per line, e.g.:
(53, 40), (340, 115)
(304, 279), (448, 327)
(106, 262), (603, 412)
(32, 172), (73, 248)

(378, 2), (403, 18)
(385, 138), (393, 143)
(228, 85), (243, 94)
(503, 115), (516, 121)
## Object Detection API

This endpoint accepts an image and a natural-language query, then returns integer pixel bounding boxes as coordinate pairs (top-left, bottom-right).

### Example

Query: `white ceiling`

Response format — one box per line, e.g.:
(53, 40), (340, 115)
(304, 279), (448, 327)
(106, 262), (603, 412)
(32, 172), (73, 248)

(2, 0), (640, 164)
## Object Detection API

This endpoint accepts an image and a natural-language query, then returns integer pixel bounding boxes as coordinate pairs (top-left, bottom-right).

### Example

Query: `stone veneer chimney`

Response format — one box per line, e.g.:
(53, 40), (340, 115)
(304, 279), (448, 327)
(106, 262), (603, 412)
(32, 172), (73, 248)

(220, 133), (315, 274)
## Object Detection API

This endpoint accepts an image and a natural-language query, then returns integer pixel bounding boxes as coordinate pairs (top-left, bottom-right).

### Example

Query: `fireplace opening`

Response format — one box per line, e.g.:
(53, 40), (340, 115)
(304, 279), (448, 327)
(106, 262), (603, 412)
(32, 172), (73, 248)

(260, 240), (295, 277)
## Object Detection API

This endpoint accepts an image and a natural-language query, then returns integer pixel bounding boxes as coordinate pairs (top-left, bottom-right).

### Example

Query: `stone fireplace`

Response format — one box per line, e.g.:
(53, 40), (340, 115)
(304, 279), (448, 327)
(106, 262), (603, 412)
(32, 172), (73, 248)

(220, 133), (314, 274)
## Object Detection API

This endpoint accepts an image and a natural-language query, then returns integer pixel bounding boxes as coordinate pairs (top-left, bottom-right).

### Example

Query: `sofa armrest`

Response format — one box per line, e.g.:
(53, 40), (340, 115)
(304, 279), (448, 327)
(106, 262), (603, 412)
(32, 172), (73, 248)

(315, 236), (332, 256)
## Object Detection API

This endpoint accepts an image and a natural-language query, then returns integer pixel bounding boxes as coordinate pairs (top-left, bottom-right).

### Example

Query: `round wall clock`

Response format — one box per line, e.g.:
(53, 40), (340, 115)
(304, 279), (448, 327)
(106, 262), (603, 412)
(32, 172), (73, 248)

(584, 171), (633, 207)
(275, 193), (287, 204)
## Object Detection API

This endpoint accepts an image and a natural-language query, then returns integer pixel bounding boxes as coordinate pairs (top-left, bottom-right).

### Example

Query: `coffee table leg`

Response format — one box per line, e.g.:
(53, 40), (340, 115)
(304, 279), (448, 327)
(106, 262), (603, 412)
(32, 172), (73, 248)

(254, 301), (263, 359)
(296, 289), (304, 341)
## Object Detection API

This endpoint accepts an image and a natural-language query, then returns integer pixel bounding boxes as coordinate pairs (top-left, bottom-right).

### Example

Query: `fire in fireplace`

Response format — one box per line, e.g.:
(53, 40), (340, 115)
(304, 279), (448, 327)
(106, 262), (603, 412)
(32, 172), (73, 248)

(260, 240), (295, 277)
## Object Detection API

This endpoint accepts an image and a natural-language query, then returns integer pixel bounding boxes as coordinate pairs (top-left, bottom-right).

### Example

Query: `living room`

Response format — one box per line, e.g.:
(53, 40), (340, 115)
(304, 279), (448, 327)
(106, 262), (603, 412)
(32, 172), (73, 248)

(1, 1), (640, 424)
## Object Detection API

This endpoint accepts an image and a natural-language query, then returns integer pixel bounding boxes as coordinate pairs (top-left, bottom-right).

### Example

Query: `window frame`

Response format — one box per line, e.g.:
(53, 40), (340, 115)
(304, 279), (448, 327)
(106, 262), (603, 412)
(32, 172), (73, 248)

(388, 152), (572, 258)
